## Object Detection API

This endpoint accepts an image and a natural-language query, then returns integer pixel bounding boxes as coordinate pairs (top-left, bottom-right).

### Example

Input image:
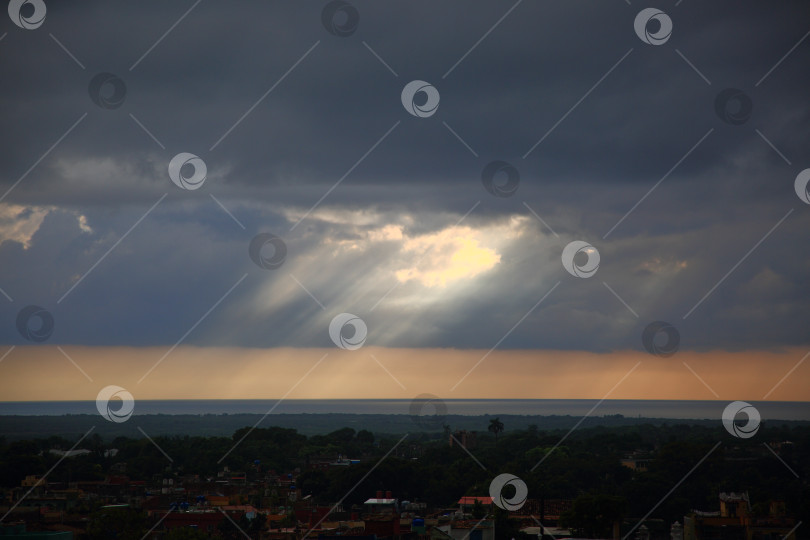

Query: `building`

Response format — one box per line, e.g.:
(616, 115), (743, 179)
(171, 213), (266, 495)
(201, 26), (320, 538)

(364, 491), (398, 515)
(684, 492), (799, 540)
(620, 458), (651, 472)
(449, 431), (477, 449)
(19, 478), (46, 490)
(158, 510), (224, 534)
(0, 523), (72, 539)
(435, 519), (495, 540)
(457, 496), (492, 514)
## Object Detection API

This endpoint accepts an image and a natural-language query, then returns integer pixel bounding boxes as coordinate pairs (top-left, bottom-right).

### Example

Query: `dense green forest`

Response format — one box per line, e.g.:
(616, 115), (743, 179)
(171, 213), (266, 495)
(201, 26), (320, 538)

(1, 420), (808, 528)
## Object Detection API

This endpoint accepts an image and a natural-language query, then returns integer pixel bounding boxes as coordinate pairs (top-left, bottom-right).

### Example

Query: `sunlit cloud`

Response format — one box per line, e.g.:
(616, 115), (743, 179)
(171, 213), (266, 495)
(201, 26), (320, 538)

(0, 203), (94, 250)
(636, 256), (688, 275)
(395, 226), (501, 287)
(77, 214), (93, 234)
(0, 203), (53, 249)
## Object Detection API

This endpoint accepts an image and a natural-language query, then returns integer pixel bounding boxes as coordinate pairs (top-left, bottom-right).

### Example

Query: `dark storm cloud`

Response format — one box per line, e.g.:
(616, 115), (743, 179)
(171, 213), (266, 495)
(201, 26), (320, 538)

(1, 0), (809, 352)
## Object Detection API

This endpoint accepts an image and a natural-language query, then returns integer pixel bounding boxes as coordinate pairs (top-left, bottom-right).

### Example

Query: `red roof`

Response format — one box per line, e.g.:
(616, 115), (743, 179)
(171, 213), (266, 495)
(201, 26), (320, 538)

(458, 497), (493, 505)
(222, 505), (257, 514)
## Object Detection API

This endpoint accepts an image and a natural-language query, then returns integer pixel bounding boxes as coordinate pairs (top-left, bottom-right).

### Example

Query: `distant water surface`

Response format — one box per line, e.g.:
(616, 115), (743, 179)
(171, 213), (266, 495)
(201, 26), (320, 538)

(0, 399), (808, 420)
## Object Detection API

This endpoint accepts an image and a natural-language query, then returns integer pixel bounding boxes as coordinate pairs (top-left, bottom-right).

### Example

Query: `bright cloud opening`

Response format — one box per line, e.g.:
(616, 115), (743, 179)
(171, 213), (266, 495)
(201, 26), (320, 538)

(395, 226), (501, 287)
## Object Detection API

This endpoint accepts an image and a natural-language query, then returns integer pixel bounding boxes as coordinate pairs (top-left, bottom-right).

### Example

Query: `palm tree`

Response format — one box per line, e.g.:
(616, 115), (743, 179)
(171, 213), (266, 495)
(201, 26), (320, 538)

(488, 417), (504, 444)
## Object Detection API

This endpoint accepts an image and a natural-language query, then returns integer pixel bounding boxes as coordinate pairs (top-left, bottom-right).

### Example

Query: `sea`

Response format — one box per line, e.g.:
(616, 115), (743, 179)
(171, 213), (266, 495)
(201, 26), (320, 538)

(0, 399), (808, 420)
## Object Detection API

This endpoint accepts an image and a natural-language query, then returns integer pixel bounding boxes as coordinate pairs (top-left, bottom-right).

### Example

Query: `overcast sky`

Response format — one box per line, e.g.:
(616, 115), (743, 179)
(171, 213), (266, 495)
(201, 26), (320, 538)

(1, 1), (809, 400)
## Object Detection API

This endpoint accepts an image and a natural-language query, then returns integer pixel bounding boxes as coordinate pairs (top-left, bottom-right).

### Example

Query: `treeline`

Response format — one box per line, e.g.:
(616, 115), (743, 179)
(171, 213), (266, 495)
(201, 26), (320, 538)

(1, 422), (809, 529)
(0, 412), (748, 441)
(0, 425), (386, 486)
(298, 423), (809, 522)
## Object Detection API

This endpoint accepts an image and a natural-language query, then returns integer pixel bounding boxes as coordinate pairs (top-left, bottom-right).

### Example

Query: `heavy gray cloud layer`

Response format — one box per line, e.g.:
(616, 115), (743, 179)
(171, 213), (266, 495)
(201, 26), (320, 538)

(1, 0), (809, 351)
